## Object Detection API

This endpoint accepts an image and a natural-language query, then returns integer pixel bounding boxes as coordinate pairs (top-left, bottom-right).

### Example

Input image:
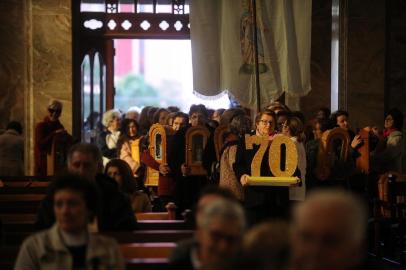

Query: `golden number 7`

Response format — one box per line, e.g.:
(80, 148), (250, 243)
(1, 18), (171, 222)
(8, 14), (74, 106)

(245, 134), (270, 176)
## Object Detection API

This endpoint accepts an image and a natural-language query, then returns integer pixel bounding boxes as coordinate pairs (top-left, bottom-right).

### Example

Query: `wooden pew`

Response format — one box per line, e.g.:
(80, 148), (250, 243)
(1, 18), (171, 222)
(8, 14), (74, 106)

(0, 246), (173, 270)
(120, 242), (176, 259)
(135, 202), (177, 221)
(104, 230), (193, 243)
(0, 194), (45, 213)
(137, 220), (193, 230)
(0, 176), (53, 182)
(136, 212), (172, 220)
(126, 258), (169, 270)
(0, 183), (49, 194)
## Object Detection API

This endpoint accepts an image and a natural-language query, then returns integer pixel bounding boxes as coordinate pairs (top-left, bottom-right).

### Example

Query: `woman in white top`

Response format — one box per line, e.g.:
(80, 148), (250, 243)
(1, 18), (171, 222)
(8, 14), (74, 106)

(282, 116), (307, 201)
(97, 109), (121, 166)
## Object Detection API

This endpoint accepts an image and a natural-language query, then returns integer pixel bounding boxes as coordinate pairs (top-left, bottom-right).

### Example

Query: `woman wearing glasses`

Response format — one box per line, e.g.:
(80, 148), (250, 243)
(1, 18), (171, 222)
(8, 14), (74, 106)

(234, 110), (289, 225)
(255, 110), (277, 138)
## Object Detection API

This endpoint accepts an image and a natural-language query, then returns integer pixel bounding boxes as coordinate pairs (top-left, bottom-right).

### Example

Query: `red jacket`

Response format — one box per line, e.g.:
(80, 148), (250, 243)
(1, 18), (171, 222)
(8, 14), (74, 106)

(34, 117), (64, 176)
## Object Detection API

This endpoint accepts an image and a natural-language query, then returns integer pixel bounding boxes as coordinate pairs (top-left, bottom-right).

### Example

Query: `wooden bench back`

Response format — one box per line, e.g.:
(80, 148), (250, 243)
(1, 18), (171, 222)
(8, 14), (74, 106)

(377, 172), (406, 218)
(104, 230), (193, 243)
(120, 242), (176, 259)
(137, 220), (193, 230)
(0, 194), (45, 213)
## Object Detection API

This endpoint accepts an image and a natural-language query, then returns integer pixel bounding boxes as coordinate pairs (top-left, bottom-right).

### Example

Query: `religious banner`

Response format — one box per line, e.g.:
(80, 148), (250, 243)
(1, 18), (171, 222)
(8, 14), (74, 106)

(190, 0), (312, 109)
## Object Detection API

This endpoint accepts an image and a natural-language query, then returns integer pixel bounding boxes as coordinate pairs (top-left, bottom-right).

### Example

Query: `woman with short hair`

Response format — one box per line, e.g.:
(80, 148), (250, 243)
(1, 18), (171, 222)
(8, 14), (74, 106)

(97, 109), (121, 166)
(15, 173), (124, 270)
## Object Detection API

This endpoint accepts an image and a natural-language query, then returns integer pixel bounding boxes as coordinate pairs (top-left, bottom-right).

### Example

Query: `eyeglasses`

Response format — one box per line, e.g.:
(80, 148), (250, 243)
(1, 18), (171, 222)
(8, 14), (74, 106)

(385, 117), (394, 121)
(259, 120), (273, 126)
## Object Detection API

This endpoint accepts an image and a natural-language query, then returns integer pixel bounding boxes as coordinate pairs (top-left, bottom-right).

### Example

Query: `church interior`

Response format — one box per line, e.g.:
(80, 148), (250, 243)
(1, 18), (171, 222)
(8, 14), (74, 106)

(0, 0), (406, 269)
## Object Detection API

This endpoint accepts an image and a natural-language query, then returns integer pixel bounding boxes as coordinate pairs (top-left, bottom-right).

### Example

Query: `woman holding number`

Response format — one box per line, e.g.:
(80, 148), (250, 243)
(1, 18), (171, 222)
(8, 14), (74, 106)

(233, 110), (289, 226)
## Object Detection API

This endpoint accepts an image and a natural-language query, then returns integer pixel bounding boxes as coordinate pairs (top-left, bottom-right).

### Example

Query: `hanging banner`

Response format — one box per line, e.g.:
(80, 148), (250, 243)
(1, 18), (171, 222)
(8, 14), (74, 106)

(190, 0), (312, 109)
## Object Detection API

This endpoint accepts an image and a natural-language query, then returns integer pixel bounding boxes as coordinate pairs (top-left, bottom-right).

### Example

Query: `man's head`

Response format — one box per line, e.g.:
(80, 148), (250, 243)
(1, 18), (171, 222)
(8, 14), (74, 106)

(67, 143), (103, 182)
(291, 190), (367, 270)
(196, 199), (246, 268)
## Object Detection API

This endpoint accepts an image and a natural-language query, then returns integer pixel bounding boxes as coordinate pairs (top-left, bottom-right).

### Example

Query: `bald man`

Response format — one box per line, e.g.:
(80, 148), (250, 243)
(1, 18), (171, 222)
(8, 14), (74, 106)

(290, 190), (378, 270)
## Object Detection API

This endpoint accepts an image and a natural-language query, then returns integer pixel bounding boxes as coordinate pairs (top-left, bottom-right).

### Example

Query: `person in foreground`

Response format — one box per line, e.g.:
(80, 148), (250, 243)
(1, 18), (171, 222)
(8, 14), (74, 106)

(169, 195), (245, 270)
(290, 189), (382, 270)
(15, 173), (124, 270)
(36, 143), (137, 231)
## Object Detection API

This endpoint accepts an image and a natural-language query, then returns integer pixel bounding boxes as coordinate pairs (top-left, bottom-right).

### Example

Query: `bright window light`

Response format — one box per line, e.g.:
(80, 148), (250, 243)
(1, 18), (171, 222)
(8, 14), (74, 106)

(114, 39), (230, 113)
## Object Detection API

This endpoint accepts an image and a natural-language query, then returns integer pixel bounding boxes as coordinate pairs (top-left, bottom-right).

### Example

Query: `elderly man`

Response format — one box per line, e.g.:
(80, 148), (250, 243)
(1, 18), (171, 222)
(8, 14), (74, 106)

(290, 189), (378, 270)
(169, 194), (245, 270)
(36, 143), (137, 231)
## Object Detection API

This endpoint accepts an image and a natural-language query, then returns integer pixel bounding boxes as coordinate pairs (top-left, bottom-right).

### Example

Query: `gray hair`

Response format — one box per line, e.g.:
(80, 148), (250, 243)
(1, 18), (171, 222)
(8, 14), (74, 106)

(102, 109), (121, 127)
(198, 199), (246, 232)
(293, 189), (367, 244)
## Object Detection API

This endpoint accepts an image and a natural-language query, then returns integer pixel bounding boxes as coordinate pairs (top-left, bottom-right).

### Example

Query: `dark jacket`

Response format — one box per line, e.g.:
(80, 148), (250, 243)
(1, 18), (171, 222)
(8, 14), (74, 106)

(233, 132), (290, 223)
(168, 238), (196, 270)
(36, 174), (137, 231)
(233, 132), (274, 208)
(97, 130), (117, 159)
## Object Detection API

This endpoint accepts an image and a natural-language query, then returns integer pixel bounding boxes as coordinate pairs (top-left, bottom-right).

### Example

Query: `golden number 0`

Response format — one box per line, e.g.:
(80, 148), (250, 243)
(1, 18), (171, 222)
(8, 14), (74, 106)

(269, 135), (298, 177)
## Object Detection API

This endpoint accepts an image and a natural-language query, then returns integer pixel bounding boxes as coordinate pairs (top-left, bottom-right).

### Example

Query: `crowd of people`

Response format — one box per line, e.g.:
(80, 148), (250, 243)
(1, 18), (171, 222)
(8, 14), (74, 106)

(2, 98), (405, 269)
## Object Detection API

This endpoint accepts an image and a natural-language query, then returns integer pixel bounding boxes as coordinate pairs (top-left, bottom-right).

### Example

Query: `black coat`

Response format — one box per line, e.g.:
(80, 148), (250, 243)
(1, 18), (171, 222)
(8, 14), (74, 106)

(233, 132), (290, 223)
(168, 238), (196, 270)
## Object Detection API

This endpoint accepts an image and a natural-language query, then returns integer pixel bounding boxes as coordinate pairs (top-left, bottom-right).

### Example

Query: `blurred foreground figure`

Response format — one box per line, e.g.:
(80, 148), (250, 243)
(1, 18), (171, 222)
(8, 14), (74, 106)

(169, 195), (245, 270)
(290, 189), (375, 270)
(15, 173), (124, 270)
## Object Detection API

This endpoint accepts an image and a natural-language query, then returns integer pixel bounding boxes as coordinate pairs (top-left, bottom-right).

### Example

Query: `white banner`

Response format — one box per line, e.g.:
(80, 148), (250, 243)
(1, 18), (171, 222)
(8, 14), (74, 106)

(190, 0), (312, 109)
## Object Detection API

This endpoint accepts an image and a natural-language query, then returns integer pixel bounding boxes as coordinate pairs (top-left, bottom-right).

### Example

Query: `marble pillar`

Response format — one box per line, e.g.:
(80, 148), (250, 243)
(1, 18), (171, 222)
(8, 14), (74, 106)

(0, 0), (72, 175)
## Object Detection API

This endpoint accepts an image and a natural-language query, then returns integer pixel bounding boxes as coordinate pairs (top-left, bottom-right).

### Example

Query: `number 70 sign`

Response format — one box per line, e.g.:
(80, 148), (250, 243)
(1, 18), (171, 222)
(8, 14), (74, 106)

(245, 134), (299, 178)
